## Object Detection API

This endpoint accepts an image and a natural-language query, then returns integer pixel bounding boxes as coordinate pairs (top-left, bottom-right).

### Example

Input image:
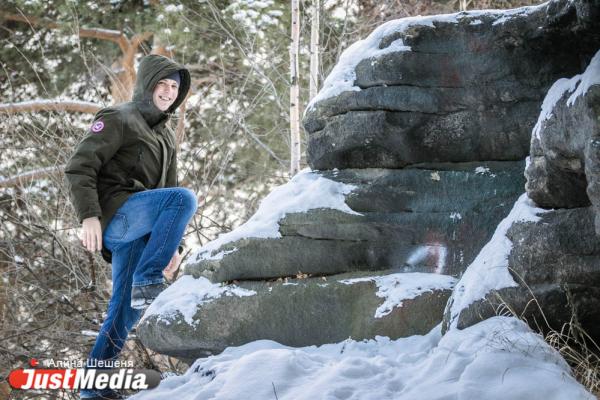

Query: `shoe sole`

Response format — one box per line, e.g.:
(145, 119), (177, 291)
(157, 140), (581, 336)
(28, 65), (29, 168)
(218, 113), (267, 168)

(131, 299), (152, 310)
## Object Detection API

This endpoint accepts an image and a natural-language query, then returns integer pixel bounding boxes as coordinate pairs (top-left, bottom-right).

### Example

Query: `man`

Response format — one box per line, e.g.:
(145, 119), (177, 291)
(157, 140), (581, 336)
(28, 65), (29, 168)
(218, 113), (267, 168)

(65, 54), (197, 400)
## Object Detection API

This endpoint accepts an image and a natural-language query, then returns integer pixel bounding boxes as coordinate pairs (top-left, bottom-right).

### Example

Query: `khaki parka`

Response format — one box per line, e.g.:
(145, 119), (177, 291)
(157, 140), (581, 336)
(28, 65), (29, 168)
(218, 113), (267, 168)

(65, 55), (191, 259)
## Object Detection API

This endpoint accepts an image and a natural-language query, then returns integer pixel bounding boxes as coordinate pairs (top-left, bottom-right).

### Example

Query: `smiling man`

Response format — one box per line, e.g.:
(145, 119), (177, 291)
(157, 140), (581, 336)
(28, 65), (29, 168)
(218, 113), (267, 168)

(153, 73), (180, 111)
(65, 55), (197, 400)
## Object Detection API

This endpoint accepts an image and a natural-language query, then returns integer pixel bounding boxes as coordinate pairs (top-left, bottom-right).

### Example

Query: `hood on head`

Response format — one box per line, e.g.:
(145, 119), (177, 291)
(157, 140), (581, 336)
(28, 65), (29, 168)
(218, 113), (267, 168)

(132, 54), (191, 118)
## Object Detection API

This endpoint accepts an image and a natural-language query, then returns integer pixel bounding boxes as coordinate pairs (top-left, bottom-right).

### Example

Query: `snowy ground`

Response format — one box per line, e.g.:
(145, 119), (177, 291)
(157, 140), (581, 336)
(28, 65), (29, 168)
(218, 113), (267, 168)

(130, 316), (591, 400)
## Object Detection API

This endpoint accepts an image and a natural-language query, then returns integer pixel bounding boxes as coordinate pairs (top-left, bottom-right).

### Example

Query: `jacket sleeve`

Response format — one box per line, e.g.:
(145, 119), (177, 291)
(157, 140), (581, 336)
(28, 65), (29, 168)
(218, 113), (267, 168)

(164, 131), (185, 253)
(165, 129), (178, 187)
(64, 108), (123, 223)
(165, 149), (178, 187)
(165, 141), (186, 254)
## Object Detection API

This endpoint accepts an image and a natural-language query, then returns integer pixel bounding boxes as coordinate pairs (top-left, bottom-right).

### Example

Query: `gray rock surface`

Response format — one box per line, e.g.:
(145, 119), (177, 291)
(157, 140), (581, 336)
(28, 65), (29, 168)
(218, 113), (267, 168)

(186, 162), (525, 282)
(141, 1), (600, 362)
(525, 74), (600, 231)
(442, 206), (600, 342)
(304, 0), (600, 170)
(138, 270), (453, 359)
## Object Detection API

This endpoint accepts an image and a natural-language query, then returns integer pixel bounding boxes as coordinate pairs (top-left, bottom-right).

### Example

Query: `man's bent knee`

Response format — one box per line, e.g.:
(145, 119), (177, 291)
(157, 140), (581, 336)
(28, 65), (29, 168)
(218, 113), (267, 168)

(177, 187), (198, 214)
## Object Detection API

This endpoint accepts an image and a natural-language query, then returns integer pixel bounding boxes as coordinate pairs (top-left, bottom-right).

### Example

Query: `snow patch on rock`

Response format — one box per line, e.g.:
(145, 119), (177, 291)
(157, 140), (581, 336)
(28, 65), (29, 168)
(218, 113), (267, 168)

(190, 169), (359, 263)
(533, 49), (600, 140)
(142, 276), (256, 326)
(340, 272), (457, 318)
(307, 3), (547, 110)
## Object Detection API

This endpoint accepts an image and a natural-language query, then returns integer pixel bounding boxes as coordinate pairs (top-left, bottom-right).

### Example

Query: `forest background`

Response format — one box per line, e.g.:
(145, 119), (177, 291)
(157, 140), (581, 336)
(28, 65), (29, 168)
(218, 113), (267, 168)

(0, 0), (541, 398)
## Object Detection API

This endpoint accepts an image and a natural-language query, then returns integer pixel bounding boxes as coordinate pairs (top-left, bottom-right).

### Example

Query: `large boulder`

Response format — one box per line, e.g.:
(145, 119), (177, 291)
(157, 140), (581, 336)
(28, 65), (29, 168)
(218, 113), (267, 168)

(525, 50), (600, 230)
(186, 162), (525, 282)
(140, 0), (600, 364)
(138, 271), (456, 359)
(443, 198), (600, 343)
(304, 0), (600, 170)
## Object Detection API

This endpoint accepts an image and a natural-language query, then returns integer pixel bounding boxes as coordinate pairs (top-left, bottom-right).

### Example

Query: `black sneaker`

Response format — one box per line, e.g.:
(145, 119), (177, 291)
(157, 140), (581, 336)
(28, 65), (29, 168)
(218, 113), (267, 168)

(131, 282), (169, 310)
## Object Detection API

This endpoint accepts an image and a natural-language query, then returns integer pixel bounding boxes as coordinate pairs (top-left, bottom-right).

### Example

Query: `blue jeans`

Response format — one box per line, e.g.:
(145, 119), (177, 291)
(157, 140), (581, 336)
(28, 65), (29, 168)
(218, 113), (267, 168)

(79, 187), (197, 399)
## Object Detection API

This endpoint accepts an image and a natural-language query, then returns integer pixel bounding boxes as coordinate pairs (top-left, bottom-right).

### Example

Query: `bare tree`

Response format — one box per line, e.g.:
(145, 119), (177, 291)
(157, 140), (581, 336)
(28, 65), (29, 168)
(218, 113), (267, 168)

(290, 0), (301, 176)
(309, 0), (320, 101)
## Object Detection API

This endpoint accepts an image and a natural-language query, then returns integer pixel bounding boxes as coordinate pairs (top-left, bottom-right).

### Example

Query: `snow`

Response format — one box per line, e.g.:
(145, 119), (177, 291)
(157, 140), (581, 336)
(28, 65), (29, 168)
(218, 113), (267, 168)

(474, 166), (496, 177)
(203, 248), (237, 262)
(141, 276), (256, 326)
(446, 194), (549, 329)
(567, 49), (600, 106)
(164, 4), (183, 12)
(190, 169), (359, 263)
(339, 273), (456, 318)
(533, 49), (600, 140)
(449, 212), (462, 220)
(532, 76), (581, 140)
(224, 0), (281, 31)
(129, 316), (592, 400)
(307, 3), (547, 110)
(491, 4), (541, 25)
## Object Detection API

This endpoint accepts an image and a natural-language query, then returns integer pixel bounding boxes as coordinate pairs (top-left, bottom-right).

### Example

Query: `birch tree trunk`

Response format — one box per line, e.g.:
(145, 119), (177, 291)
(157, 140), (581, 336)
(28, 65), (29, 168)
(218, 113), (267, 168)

(289, 0), (301, 176)
(309, 0), (320, 101)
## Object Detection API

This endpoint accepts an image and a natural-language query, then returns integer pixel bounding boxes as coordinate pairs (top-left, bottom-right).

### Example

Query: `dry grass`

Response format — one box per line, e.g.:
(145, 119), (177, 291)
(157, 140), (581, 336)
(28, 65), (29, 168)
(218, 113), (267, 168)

(544, 319), (600, 398)
(494, 271), (600, 398)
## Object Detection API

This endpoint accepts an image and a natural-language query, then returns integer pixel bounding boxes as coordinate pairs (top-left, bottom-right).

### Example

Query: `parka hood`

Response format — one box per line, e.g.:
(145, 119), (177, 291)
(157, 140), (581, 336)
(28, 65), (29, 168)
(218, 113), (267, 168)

(132, 54), (191, 127)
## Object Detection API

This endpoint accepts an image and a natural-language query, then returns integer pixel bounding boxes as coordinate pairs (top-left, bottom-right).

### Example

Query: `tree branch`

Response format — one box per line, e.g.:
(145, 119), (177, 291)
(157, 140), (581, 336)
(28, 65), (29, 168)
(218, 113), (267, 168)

(0, 165), (64, 189)
(3, 10), (154, 103)
(2, 12), (129, 51)
(0, 100), (100, 114)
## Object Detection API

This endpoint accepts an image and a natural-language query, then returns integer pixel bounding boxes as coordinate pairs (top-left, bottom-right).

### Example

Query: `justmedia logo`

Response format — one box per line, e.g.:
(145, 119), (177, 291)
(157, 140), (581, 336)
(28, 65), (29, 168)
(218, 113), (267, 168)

(8, 365), (161, 391)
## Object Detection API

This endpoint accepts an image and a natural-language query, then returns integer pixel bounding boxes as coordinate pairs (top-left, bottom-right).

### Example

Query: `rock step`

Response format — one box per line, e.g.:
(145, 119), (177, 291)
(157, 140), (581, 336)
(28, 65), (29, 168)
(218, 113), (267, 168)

(138, 270), (455, 359)
(186, 163), (525, 282)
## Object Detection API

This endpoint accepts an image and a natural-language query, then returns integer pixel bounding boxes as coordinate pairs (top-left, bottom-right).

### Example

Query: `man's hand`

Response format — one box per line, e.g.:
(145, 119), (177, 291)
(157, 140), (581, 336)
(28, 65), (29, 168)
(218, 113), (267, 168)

(163, 251), (182, 282)
(81, 217), (102, 252)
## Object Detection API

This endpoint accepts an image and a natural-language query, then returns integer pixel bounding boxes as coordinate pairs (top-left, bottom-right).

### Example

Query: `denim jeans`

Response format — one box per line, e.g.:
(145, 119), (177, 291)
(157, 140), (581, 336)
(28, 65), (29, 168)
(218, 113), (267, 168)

(79, 187), (197, 399)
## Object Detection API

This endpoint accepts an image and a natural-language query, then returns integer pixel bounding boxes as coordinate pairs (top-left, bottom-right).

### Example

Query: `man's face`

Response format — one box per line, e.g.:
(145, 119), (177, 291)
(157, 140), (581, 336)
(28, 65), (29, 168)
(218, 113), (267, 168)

(152, 78), (179, 111)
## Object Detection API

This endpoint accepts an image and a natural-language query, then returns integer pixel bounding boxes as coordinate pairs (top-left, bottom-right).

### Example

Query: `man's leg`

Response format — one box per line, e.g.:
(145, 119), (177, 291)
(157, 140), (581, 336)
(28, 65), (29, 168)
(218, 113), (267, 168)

(79, 236), (146, 399)
(100, 187), (197, 308)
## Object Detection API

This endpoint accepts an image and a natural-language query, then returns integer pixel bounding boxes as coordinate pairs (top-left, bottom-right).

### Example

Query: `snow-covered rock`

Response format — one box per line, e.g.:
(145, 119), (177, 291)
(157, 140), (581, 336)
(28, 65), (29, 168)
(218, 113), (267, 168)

(304, 0), (600, 170)
(185, 163), (525, 282)
(443, 194), (600, 345)
(137, 271), (455, 359)
(443, 193), (549, 330)
(525, 49), (600, 231)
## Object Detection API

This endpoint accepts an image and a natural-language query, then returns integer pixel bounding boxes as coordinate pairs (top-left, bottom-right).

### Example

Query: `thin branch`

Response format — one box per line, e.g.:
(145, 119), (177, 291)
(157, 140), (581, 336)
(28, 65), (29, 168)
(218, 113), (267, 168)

(0, 100), (100, 114)
(0, 165), (64, 188)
